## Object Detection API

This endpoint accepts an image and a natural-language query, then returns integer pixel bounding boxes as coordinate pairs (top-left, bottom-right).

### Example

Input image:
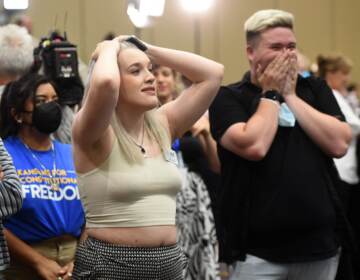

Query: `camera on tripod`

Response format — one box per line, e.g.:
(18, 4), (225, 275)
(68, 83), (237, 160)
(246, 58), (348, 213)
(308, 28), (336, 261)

(33, 31), (84, 106)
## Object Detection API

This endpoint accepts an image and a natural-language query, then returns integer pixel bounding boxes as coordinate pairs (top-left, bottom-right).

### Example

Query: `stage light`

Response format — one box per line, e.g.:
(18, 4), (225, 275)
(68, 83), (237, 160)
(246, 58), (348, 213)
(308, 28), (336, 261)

(4, 0), (29, 10)
(127, 3), (150, 28)
(139, 0), (165, 17)
(127, 0), (165, 29)
(180, 0), (214, 13)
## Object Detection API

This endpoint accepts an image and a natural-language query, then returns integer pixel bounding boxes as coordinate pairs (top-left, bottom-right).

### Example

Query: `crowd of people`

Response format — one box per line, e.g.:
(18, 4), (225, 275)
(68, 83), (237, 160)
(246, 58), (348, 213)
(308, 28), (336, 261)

(0, 7), (359, 280)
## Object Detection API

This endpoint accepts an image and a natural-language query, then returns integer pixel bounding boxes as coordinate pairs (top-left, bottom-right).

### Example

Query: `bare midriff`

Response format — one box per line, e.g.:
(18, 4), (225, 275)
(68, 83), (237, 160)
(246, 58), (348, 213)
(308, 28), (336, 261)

(86, 225), (177, 247)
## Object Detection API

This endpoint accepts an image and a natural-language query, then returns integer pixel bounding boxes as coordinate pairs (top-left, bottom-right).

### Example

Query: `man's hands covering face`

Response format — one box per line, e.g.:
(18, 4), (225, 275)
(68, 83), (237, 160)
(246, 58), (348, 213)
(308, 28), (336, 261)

(256, 50), (298, 96)
(281, 54), (298, 96)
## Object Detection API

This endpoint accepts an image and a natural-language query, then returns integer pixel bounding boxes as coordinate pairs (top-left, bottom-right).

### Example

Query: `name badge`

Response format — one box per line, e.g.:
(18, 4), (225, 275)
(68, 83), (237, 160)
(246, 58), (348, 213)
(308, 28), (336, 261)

(164, 149), (178, 166)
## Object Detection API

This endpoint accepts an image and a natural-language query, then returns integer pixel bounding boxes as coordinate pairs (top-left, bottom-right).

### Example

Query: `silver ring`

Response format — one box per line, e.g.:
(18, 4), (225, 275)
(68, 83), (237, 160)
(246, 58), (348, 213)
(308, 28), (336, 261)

(57, 277), (63, 280)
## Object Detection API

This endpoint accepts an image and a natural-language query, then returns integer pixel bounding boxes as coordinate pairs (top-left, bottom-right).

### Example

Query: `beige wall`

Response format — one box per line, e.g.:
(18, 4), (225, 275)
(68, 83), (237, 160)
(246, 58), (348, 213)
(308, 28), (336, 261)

(25, 0), (359, 85)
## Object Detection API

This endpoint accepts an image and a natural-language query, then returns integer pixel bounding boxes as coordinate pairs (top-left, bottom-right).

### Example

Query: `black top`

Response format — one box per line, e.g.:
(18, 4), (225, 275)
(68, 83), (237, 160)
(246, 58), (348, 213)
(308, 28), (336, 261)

(209, 72), (348, 263)
(179, 134), (221, 217)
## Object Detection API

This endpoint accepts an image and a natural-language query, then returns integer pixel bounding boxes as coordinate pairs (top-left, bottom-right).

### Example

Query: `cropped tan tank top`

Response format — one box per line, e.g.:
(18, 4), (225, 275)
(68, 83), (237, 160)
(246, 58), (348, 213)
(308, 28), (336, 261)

(77, 139), (182, 228)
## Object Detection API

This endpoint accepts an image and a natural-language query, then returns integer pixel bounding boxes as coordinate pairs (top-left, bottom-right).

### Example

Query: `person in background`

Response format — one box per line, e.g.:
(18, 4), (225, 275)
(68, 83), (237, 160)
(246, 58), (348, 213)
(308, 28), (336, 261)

(317, 54), (360, 280)
(317, 54), (358, 196)
(13, 14), (34, 36)
(0, 24), (33, 95)
(71, 35), (223, 279)
(0, 73), (85, 280)
(153, 65), (180, 105)
(297, 50), (312, 78)
(0, 135), (23, 279)
(154, 64), (221, 279)
(153, 64), (220, 175)
(0, 22), (33, 278)
(103, 32), (116, 41)
(345, 82), (360, 116)
(346, 83), (360, 115)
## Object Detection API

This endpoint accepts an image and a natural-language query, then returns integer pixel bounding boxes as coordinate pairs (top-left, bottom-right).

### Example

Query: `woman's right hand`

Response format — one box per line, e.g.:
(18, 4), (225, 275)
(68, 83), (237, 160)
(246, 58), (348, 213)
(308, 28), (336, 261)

(190, 115), (210, 137)
(35, 257), (67, 280)
(112, 35), (131, 43)
(91, 39), (121, 61)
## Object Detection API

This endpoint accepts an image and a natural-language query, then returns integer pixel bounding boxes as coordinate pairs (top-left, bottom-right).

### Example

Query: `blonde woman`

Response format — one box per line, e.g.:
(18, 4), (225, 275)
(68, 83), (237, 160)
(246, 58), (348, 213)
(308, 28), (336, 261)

(71, 36), (223, 279)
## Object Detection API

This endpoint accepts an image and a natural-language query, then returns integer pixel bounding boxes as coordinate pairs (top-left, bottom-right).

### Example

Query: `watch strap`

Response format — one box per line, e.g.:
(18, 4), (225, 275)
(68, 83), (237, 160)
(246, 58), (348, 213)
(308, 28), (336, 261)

(125, 36), (148, 52)
(263, 90), (284, 103)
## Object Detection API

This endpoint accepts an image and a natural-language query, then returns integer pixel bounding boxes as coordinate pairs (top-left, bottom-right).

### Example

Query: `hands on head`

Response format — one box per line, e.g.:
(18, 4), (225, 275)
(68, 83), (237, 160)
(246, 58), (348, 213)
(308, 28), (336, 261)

(91, 35), (148, 62)
(91, 40), (121, 61)
(91, 35), (133, 61)
(256, 50), (298, 96)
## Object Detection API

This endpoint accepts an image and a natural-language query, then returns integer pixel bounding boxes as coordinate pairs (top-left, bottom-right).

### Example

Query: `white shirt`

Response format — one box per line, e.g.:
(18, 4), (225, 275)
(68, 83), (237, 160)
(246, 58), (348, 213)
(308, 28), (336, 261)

(333, 89), (360, 184)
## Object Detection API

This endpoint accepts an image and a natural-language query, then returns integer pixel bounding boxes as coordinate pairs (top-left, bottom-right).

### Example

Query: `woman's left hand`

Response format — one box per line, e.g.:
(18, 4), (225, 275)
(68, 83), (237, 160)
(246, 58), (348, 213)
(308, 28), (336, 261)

(60, 261), (74, 280)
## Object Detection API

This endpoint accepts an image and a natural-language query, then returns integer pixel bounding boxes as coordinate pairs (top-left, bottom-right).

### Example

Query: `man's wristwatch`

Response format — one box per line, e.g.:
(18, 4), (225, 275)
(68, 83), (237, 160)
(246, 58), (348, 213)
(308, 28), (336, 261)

(262, 90), (284, 104)
(125, 35), (148, 52)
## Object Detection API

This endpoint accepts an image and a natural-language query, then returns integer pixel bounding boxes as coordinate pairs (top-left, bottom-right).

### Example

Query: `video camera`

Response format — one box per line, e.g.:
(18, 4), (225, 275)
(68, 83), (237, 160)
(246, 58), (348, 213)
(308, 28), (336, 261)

(33, 31), (84, 106)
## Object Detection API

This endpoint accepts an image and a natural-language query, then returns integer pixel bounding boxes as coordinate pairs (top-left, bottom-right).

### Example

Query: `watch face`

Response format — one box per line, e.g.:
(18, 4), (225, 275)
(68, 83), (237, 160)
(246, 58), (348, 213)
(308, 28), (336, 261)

(264, 90), (283, 103)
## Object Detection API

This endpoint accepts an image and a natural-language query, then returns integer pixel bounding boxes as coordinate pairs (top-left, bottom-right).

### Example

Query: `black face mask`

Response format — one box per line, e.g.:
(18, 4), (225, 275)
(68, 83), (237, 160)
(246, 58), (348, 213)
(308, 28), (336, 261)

(32, 101), (62, 134)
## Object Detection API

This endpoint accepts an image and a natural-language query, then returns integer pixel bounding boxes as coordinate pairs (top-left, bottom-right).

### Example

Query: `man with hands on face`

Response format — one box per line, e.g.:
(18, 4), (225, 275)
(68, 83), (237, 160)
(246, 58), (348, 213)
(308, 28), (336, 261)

(209, 9), (352, 280)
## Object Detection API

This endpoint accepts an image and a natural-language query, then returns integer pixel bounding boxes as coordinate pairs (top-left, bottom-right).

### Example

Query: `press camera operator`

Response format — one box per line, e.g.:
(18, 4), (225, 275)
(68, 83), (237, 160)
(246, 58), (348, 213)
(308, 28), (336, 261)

(33, 31), (85, 143)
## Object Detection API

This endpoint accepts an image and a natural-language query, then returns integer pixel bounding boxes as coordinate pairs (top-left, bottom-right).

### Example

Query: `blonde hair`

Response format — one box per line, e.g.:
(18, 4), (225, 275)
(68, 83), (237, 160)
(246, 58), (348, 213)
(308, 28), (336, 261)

(317, 54), (353, 79)
(244, 9), (294, 45)
(85, 40), (171, 165)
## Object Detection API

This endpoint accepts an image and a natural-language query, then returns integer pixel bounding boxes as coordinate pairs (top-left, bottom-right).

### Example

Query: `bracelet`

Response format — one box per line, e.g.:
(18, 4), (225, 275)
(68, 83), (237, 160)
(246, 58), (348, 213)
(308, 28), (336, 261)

(125, 35), (148, 52)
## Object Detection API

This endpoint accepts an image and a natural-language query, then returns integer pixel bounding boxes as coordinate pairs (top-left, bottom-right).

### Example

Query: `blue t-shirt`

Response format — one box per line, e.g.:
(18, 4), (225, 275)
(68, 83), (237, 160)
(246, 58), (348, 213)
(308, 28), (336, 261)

(171, 138), (180, 152)
(4, 136), (85, 243)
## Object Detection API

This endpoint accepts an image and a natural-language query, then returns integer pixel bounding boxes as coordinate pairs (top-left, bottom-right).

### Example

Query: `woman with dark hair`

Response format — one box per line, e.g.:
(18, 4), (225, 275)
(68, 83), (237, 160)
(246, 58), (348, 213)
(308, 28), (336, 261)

(0, 73), (85, 280)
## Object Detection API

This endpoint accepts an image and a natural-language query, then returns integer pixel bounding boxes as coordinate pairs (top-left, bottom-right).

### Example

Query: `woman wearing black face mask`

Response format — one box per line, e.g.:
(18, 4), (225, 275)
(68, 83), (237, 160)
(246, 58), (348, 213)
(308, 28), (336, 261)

(0, 73), (85, 280)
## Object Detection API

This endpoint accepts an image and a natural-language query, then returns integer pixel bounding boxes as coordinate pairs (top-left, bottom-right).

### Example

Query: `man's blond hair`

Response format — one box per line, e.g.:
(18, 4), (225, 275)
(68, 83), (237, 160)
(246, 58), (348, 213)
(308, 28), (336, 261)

(244, 9), (294, 45)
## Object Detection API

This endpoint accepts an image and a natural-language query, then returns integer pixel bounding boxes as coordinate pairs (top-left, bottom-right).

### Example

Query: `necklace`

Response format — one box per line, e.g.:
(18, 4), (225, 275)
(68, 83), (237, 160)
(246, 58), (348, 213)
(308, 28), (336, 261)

(21, 140), (60, 191)
(128, 123), (146, 156)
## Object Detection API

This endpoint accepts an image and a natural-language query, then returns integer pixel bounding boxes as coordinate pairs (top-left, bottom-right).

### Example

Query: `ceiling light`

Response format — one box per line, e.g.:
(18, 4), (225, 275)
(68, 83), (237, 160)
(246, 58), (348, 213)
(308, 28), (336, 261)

(180, 0), (214, 13)
(127, 3), (150, 28)
(139, 0), (165, 17)
(4, 0), (29, 10)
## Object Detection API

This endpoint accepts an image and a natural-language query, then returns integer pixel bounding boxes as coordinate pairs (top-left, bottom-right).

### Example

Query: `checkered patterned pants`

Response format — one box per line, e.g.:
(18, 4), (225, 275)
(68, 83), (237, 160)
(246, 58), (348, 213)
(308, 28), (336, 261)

(72, 237), (186, 279)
